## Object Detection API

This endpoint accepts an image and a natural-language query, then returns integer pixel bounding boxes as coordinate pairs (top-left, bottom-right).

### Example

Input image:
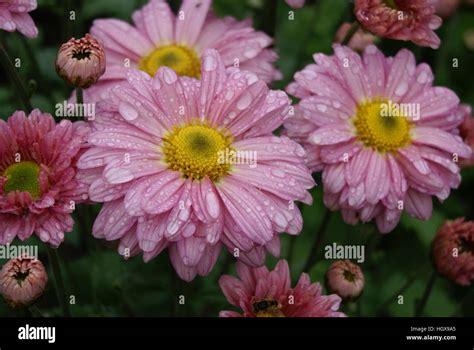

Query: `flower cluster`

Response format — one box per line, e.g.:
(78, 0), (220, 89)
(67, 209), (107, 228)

(0, 0), (473, 316)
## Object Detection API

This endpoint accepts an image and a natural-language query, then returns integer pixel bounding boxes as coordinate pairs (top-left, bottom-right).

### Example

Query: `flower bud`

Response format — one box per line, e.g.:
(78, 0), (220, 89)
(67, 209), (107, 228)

(0, 256), (48, 308)
(432, 218), (474, 286)
(55, 34), (106, 88)
(335, 22), (376, 52)
(326, 260), (364, 301)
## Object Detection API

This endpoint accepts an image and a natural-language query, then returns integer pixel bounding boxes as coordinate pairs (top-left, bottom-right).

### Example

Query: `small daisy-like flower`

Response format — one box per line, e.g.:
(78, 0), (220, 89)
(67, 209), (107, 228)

(432, 218), (474, 286)
(284, 45), (471, 233)
(83, 0), (281, 102)
(219, 260), (345, 317)
(56, 34), (106, 89)
(78, 49), (314, 281)
(354, 0), (442, 49)
(0, 0), (38, 38)
(0, 110), (89, 246)
(459, 105), (474, 167)
(0, 255), (48, 308)
(325, 260), (364, 300)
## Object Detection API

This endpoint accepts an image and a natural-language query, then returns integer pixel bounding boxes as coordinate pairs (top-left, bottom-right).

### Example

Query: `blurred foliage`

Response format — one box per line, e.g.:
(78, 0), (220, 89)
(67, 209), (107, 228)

(0, 0), (473, 317)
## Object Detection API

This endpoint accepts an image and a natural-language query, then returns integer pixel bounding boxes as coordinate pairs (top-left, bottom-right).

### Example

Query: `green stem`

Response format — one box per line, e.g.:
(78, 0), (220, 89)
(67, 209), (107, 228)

(415, 270), (437, 317)
(287, 236), (296, 267)
(263, 0), (278, 38)
(0, 40), (33, 112)
(29, 305), (45, 317)
(216, 254), (232, 280)
(376, 274), (418, 315)
(341, 22), (360, 46)
(47, 246), (71, 317)
(63, 0), (74, 40)
(20, 37), (57, 108)
(76, 87), (83, 105)
(302, 210), (332, 273)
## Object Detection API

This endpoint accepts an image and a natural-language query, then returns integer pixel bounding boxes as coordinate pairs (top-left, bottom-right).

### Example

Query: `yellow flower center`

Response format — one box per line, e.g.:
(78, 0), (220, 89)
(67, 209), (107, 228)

(353, 99), (411, 153)
(162, 123), (233, 182)
(3, 161), (41, 199)
(252, 298), (285, 318)
(139, 44), (201, 79)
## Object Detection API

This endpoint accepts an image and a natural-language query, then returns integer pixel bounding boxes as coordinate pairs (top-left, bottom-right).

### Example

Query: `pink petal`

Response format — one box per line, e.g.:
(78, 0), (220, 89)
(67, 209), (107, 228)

(175, 0), (212, 46)
(132, 0), (175, 46)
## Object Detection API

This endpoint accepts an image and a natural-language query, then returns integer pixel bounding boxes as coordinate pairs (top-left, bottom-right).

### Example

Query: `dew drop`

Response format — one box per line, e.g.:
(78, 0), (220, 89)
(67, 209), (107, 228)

(119, 102), (138, 121)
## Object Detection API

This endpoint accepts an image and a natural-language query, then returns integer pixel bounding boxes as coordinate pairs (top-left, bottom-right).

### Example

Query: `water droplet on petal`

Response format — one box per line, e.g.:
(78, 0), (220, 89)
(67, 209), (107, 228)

(203, 55), (217, 72)
(237, 91), (252, 110)
(163, 69), (177, 84)
(118, 101), (138, 121)
(394, 81), (408, 97)
(317, 104), (328, 112)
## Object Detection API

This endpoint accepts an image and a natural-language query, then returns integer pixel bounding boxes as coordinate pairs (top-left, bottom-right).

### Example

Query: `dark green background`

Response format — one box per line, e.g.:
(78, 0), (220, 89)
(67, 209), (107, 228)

(0, 0), (473, 317)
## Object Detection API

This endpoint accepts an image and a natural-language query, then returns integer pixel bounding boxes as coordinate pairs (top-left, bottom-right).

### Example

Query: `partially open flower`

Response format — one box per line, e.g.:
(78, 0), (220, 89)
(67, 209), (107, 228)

(219, 260), (345, 317)
(56, 34), (106, 88)
(354, 0), (442, 49)
(326, 260), (365, 300)
(432, 218), (474, 286)
(335, 22), (376, 52)
(0, 256), (48, 308)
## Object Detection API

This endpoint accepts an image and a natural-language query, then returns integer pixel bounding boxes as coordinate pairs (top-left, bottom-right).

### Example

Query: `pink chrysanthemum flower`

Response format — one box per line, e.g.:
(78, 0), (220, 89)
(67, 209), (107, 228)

(77, 49), (314, 282)
(0, 255), (48, 308)
(284, 45), (472, 233)
(82, 0), (281, 102)
(354, 0), (442, 49)
(218, 260), (345, 317)
(0, 110), (89, 246)
(432, 218), (474, 286)
(0, 0), (38, 38)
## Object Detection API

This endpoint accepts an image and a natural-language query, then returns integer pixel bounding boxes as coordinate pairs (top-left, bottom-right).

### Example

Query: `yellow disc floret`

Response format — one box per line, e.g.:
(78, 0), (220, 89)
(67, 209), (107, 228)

(162, 123), (233, 182)
(353, 99), (412, 153)
(139, 44), (201, 79)
(3, 161), (41, 199)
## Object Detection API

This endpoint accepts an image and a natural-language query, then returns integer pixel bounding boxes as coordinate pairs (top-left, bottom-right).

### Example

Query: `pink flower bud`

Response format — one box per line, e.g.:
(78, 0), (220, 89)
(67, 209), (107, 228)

(56, 34), (106, 88)
(334, 22), (376, 52)
(0, 255), (48, 308)
(326, 260), (364, 301)
(432, 218), (474, 286)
